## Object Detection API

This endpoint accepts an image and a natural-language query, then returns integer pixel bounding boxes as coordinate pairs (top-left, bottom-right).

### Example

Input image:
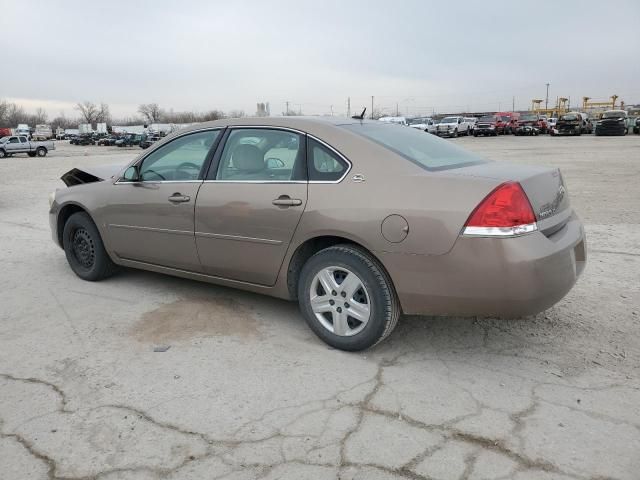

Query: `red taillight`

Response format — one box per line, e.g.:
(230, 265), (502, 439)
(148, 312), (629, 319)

(463, 182), (537, 236)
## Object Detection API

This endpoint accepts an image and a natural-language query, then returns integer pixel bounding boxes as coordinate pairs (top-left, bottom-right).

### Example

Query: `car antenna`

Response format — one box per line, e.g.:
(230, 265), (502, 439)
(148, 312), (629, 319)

(352, 107), (366, 120)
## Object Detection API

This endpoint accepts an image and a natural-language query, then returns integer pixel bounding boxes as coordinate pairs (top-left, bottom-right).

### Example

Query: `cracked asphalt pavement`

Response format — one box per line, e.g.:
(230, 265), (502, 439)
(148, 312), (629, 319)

(1, 135), (639, 479)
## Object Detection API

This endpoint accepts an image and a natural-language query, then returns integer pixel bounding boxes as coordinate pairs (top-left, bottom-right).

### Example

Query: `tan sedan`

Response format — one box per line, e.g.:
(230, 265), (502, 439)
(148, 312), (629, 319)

(49, 117), (586, 350)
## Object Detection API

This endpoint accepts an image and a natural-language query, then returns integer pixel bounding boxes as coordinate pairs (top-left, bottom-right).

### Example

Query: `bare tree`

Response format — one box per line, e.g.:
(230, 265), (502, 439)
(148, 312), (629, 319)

(138, 103), (164, 123)
(96, 103), (111, 124)
(76, 101), (99, 124)
(227, 110), (245, 119)
(0, 100), (10, 126)
(34, 107), (48, 124)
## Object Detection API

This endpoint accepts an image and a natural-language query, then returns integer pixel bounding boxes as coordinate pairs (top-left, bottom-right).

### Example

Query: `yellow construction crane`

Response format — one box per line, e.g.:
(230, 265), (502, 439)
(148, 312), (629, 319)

(530, 97), (570, 117)
(582, 95), (623, 111)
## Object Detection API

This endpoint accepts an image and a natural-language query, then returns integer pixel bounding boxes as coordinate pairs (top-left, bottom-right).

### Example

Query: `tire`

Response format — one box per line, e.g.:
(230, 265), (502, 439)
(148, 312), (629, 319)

(36, 147), (47, 157)
(62, 212), (118, 281)
(0, 149), (6, 158)
(298, 244), (400, 351)
(28, 152), (37, 157)
(452, 129), (458, 138)
(473, 133), (478, 137)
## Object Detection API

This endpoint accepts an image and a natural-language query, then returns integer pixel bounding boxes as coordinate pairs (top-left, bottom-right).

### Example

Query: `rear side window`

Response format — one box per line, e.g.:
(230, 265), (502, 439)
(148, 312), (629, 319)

(215, 128), (305, 181)
(342, 123), (486, 171)
(307, 138), (348, 181)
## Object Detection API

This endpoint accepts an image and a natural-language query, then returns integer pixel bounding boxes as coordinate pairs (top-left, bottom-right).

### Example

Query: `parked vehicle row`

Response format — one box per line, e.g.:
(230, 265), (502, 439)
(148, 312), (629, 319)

(405, 109), (638, 139)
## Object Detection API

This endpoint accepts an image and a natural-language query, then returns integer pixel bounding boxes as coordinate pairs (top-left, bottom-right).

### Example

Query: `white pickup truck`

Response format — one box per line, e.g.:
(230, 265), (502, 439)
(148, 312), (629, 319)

(0, 135), (55, 158)
(435, 116), (472, 138)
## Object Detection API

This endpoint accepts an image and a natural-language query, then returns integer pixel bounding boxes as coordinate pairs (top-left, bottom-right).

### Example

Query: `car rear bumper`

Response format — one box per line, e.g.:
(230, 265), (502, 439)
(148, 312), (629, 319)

(379, 212), (586, 317)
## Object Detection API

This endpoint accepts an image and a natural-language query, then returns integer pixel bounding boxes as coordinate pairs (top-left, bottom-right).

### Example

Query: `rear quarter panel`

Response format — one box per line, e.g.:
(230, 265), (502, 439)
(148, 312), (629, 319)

(289, 125), (501, 257)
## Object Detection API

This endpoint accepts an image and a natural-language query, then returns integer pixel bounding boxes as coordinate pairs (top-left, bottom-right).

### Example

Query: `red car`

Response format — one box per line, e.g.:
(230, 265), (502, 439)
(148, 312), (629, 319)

(519, 114), (547, 133)
(496, 112), (520, 134)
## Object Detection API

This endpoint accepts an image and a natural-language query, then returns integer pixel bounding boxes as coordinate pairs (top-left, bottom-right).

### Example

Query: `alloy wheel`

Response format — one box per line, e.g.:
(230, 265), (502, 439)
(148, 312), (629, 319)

(309, 267), (371, 336)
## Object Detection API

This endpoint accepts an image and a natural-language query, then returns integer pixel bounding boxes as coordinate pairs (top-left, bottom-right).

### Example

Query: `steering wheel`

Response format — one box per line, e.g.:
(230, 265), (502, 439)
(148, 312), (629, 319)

(266, 157), (285, 169)
(177, 162), (201, 172)
(142, 169), (166, 181)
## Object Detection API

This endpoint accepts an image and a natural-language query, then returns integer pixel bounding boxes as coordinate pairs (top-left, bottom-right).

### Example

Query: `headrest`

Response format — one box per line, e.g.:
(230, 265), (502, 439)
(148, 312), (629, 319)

(232, 144), (264, 172)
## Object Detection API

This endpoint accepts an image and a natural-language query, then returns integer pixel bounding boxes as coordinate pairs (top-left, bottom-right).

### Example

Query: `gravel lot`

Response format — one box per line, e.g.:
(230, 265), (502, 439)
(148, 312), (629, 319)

(1, 134), (639, 480)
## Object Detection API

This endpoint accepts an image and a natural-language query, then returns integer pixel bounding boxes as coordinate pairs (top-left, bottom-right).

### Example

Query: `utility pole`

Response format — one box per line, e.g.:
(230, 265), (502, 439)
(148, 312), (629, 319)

(371, 96), (374, 119)
(285, 101), (289, 116)
(512, 96), (515, 111)
(545, 83), (550, 110)
(396, 102), (399, 116)
(347, 97), (350, 118)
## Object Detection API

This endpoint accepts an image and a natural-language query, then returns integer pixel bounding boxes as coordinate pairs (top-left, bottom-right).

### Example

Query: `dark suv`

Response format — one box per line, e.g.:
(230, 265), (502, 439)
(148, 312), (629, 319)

(555, 112), (583, 136)
(595, 110), (628, 136)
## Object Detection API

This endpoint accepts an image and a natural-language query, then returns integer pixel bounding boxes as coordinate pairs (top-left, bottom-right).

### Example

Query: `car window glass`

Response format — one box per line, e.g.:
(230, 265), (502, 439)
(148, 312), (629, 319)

(19, 137), (27, 143)
(343, 123), (486, 171)
(307, 138), (347, 181)
(139, 130), (219, 182)
(216, 129), (304, 181)
(9, 137), (19, 144)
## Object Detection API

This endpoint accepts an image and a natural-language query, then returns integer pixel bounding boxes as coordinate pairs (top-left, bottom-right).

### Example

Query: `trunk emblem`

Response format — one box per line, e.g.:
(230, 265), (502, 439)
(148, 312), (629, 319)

(539, 185), (566, 218)
(352, 174), (366, 183)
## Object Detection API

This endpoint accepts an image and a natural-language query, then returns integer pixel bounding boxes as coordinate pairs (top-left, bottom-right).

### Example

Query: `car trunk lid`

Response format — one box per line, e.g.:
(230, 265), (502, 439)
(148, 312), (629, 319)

(445, 162), (571, 235)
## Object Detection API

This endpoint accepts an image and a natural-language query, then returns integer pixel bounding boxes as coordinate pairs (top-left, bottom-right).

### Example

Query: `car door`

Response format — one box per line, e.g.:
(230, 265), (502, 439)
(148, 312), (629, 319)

(194, 127), (308, 286)
(5, 137), (22, 153)
(102, 129), (222, 271)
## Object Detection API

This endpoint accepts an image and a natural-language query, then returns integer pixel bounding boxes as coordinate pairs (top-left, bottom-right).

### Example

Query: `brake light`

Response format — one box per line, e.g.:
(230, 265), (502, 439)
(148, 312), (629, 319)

(463, 182), (537, 237)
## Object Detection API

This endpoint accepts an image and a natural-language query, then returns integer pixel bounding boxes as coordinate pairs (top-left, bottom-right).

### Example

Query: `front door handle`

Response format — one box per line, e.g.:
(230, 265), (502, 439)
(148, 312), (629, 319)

(272, 195), (302, 207)
(168, 193), (190, 203)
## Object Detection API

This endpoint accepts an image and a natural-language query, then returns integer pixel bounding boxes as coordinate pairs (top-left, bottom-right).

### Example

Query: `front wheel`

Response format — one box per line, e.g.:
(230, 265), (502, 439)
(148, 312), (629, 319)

(0, 150), (6, 158)
(298, 245), (400, 351)
(63, 212), (118, 281)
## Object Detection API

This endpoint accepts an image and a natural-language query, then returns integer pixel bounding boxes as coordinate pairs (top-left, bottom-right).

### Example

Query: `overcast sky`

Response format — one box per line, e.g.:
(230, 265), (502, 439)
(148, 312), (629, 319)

(3, 0), (639, 119)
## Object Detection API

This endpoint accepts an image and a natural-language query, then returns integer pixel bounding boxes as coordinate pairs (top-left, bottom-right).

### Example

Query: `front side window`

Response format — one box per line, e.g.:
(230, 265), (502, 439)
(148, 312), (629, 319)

(343, 122), (486, 171)
(138, 130), (220, 181)
(215, 129), (304, 181)
(9, 137), (19, 144)
(307, 138), (348, 181)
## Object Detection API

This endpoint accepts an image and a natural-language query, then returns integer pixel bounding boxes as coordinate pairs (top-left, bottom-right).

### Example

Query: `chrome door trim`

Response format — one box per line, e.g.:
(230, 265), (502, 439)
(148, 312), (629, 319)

(108, 224), (193, 236)
(114, 179), (203, 185)
(194, 231), (283, 245)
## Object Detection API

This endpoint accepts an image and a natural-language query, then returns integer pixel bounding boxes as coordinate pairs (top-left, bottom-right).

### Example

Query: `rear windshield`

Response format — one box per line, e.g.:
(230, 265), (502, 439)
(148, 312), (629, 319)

(342, 123), (486, 171)
(560, 114), (579, 121)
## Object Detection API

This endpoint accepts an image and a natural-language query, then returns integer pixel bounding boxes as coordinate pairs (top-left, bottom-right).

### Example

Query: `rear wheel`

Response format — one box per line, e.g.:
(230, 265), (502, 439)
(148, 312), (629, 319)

(36, 147), (47, 157)
(298, 245), (400, 351)
(63, 212), (118, 281)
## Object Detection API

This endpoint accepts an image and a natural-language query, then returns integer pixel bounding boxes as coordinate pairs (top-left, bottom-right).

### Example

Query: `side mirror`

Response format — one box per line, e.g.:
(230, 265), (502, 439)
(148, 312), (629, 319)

(123, 165), (140, 182)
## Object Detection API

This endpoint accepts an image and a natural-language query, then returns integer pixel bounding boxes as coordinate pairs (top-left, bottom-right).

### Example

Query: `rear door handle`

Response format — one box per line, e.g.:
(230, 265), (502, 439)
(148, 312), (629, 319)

(168, 193), (190, 203)
(272, 195), (302, 207)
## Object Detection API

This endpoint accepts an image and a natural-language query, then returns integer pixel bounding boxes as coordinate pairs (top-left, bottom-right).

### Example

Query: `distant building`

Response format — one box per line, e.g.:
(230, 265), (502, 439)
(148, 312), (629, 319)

(256, 102), (270, 117)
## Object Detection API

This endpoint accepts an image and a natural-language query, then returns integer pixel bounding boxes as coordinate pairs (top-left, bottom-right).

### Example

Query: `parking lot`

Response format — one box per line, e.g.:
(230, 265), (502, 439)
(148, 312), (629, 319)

(1, 135), (639, 479)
